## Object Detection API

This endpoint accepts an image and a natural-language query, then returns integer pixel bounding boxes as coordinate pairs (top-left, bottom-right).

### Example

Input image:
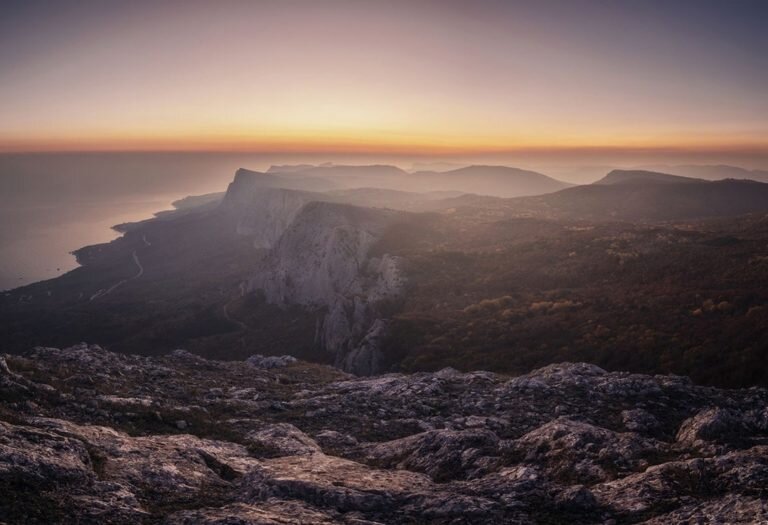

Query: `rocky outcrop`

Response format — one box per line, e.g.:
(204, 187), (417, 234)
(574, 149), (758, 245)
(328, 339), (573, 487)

(340, 318), (389, 375)
(246, 354), (298, 369)
(362, 427), (500, 481)
(675, 407), (749, 450)
(245, 423), (322, 457)
(250, 202), (406, 374)
(2, 344), (768, 523)
(509, 417), (664, 484)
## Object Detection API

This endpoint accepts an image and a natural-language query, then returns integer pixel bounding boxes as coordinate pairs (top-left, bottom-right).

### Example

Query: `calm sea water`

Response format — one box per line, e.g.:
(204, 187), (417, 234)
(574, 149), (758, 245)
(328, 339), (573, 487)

(0, 198), (175, 290)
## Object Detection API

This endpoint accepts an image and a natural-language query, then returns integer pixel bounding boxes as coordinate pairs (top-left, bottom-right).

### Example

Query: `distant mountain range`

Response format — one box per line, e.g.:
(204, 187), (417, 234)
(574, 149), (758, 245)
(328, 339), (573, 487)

(593, 169), (705, 186)
(541, 169), (768, 221)
(267, 163), (572, 198)
(439, 169), (768, 222)
(409, 165), (573, 197)
(636, 164), (768, 183)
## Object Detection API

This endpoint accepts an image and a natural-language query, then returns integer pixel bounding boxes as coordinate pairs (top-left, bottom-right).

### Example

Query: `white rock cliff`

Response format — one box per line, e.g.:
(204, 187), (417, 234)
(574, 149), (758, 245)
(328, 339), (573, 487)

(223, 174), (406, 374)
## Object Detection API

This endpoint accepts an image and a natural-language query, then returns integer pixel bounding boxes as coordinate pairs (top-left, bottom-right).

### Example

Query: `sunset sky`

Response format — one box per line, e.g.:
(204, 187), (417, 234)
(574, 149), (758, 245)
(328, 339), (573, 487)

(1, 0), (767, 160)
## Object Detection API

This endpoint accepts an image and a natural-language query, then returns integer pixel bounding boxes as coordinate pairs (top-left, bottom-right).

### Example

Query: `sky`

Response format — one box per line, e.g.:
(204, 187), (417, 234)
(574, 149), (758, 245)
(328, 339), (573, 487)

(1, 0), (767, 163)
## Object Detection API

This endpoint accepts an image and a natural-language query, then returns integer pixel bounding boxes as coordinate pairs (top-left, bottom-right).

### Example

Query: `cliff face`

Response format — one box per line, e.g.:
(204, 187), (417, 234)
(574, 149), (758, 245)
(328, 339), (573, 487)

(226, 187), (319, 249)
(224, 172), (407, 374)
(249, 202), (406, 374)
(221, 169), (334, 249)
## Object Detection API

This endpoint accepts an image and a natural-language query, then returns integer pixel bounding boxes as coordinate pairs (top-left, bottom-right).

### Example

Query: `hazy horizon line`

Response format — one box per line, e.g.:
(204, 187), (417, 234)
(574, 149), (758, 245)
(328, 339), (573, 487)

(2, 143), (767, 156)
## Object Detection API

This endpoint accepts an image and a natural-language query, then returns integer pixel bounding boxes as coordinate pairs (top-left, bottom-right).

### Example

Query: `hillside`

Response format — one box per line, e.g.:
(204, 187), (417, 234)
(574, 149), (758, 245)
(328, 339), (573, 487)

(380, 214), (768, 387)
(529, 177), (768, 221)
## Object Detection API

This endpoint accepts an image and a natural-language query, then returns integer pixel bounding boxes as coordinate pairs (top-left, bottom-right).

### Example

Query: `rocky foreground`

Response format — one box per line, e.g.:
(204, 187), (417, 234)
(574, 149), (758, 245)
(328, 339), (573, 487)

(1, 345), (767, 524)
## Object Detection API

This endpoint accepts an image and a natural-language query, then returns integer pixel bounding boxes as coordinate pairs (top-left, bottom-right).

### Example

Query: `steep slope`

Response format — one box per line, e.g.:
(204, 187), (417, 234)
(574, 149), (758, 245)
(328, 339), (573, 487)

(221, 170), (335, 249)
(226, 167), (339, 193)
(249, 202), (406, 374)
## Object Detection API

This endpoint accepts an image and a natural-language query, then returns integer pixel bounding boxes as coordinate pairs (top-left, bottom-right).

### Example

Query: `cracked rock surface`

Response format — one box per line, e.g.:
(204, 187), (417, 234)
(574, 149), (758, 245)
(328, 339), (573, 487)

(1, 344), (767, 524)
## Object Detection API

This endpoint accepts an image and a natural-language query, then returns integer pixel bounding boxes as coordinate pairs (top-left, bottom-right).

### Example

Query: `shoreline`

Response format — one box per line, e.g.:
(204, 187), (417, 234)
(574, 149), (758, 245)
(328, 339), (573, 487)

(0, 197), (184, 292)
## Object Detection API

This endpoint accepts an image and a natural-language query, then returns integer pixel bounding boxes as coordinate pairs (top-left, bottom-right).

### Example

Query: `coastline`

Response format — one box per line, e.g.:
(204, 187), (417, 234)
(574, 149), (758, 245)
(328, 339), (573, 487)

(0, 197), (182, 292)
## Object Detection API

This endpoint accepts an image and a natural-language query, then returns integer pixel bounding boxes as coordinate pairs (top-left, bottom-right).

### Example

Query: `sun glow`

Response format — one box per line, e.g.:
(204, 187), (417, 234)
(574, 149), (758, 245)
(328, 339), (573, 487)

(1, 1), (766, 162)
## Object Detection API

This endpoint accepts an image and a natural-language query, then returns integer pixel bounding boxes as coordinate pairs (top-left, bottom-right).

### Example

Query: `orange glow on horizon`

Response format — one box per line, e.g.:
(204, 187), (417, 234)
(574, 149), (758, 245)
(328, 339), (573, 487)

(2, 2), (766, 164)
(2, 130), (766, 156)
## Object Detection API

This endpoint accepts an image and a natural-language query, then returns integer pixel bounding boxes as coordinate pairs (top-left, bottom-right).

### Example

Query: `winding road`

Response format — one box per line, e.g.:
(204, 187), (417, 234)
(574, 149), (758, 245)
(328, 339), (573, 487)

(132, 250), (144, 278)
(89, 249), (144, 301)
(222, 300), (247, 331)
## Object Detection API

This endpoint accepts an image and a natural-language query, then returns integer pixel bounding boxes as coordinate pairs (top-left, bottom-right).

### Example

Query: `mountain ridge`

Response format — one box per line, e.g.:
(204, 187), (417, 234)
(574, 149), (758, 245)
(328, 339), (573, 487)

(261, 163), (571, 198)
(593, 169), (707, 186)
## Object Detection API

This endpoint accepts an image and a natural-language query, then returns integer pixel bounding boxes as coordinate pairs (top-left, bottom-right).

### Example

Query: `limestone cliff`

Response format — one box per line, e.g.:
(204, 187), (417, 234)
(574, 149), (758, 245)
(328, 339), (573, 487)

(221, 169), (336, 249)
(249, 202), (406, 374)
